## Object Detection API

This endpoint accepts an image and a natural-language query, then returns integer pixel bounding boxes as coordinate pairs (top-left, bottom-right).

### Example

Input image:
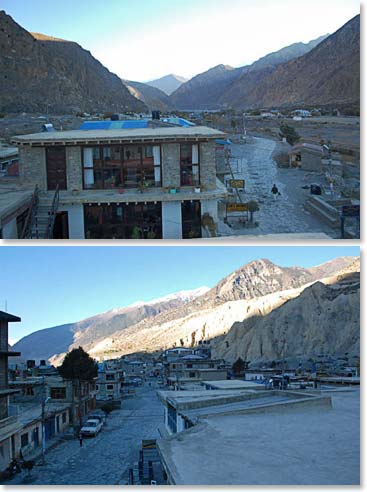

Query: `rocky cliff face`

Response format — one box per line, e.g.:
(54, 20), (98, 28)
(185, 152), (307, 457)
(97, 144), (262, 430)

(0, 11), (146, 113)
(211, 272), (360, 364)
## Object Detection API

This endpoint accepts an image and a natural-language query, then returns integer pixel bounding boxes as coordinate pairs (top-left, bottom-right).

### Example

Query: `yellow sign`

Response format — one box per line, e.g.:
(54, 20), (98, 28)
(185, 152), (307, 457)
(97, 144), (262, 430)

(229, 179), (245, 189)
(226, 203), (249, 212)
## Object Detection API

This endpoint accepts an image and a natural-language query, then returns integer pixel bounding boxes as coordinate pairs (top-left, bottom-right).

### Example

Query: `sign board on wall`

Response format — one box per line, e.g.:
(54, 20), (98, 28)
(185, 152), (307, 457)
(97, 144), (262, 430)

(226, 203), (249, 213)
(228, 179), (245, 189)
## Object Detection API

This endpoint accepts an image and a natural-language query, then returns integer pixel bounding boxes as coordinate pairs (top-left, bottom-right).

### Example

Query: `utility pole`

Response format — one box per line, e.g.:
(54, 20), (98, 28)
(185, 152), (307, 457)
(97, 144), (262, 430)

(41, 377), (46, 465)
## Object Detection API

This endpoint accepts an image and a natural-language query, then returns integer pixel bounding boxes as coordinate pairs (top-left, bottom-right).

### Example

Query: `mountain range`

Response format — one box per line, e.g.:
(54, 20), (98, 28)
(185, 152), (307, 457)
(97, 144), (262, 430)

(0, 11), (359, 114)
(13, 257), (359, 367)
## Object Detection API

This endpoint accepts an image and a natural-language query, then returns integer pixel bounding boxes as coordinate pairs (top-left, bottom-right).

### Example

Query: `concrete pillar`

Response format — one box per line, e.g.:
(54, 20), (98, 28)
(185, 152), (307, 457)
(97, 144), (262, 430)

(162, 201), (182, 239)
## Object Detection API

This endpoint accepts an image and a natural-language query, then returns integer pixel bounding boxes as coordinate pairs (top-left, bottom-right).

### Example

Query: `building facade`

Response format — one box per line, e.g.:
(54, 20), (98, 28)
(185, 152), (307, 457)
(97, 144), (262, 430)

(11, 126), (227, 239)
(0, 311), (21, 473)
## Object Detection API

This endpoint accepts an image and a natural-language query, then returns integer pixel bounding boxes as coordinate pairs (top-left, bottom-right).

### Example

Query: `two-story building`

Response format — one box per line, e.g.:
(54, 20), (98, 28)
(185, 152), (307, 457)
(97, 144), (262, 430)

(11, 126), (228, 239)
(0, 311), (22, 473)
(96, 361), (124, 400)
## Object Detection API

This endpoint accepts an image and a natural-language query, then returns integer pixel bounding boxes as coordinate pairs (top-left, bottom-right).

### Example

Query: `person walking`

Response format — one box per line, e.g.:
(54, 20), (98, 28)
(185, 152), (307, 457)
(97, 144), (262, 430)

(271, 184), (279, 200)
(79, 431), (83, 447)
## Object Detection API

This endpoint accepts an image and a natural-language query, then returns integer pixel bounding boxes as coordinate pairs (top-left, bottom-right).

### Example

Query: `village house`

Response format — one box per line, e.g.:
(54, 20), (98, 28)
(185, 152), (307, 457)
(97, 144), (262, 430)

(0, 145), (19, 177)
(288, 143), (325, 171)
(7, 125), (227, 239)
(165, 355), (228, 388)
(0, 311), (22, 473)
(96, 360), (124, 400)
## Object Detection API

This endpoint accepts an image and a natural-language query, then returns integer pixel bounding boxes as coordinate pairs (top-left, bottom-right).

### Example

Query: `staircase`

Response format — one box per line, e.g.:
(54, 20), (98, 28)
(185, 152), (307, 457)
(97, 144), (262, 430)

(21, 186), (59, 239)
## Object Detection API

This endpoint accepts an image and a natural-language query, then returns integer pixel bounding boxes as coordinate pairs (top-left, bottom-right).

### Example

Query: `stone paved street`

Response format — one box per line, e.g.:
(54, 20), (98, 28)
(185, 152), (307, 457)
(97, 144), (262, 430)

(5, 383), (164, 485)
(221, 137), (338, 238)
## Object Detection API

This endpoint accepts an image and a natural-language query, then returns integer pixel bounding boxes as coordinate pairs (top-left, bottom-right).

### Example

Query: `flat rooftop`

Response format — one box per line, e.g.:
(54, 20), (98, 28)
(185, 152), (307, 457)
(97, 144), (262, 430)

(11, 126), (225, 146)
(0, 180), (33, 226)
(203, 379), (266, 390)
(158, 390), (360, 485)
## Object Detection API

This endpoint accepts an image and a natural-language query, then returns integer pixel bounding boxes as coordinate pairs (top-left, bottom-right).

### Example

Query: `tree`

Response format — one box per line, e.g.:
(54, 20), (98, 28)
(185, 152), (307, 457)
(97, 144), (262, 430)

(279, 124), (300, 146)
(247, 200), (259, 223)
(232, 357), (245, 376)
(59, 347), (98, 427)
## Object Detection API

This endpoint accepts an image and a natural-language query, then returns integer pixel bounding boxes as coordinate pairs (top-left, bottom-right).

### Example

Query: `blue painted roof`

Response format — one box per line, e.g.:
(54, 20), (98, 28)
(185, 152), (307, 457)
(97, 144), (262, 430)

(162, 117), (195, 127)
(215, 138), (232, 146)
(80, 120), (150, 130)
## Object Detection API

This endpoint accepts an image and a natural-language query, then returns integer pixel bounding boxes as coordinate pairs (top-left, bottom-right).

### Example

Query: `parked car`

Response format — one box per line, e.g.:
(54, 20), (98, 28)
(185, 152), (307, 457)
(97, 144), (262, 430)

(80, 419), (102, 437)
(88, 412), (106, 426)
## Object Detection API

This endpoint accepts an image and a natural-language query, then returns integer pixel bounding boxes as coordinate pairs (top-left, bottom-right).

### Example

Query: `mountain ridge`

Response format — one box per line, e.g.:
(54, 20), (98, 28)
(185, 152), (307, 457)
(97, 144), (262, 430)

(13, 257), (359, 365)
(0, 10), (146, 113)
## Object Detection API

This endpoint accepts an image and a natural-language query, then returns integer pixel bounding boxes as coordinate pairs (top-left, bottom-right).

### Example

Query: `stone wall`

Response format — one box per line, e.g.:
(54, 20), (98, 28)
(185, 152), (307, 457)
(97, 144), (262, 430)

(161, 144), (180, 188)
(200, 142), (217, 189)
(66, 147), (83, 190)
(19, 147), (47, 189)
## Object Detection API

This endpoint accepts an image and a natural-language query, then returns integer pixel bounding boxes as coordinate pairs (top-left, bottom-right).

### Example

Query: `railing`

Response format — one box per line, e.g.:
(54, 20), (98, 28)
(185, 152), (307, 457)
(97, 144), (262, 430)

(20, 185), (39, 239)
(44, 185), (60, 239)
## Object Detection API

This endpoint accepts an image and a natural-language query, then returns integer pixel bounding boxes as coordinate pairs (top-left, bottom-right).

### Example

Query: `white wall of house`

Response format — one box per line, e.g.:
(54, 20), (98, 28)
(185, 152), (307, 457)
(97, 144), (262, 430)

(59, 204), (84, 239)
(162, 201), (182, 239)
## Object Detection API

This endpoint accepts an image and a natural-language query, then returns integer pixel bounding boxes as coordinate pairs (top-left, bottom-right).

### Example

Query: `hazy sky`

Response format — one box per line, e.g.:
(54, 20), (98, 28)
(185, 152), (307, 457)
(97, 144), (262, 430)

(1, 0), (359, 81)
(0, 246), (359, 344)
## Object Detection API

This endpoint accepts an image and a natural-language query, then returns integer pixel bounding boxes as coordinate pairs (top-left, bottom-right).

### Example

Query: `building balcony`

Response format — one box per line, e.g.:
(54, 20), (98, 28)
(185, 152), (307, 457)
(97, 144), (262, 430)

(51, 180), (227, 206)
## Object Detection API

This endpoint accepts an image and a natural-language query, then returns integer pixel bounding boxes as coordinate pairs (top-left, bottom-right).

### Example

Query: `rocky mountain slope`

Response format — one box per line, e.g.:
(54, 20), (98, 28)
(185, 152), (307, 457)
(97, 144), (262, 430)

(0, 11), (146, 113)
(211, 266), (360, 364)
(14, 256), (358, 366)
(222, 15), (360, 109)
(170, 35), (329, 109)
(13, 287), (208, 363)
(170, 16), (359, 110)
(147, 74), (188, 95)
(123, 79), (173, 111)
(80, 257), (359, 364)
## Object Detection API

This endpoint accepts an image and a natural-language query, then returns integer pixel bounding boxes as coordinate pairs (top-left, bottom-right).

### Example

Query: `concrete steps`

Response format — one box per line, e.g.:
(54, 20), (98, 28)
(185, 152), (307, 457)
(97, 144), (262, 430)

(304, 196), (340, 228)
(30, 193), (55, 238)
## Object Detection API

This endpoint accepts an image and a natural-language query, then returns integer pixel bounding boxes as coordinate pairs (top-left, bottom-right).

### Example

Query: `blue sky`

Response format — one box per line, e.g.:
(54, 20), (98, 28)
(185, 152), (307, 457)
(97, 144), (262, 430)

(1, 0), (359, 80)
(0, 246), (359, 343)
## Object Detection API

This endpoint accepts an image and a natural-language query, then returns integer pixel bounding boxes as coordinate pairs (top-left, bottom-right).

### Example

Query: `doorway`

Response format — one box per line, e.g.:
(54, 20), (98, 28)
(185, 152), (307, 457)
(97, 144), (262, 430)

(53, 212), (69, 239)
(46, 147), (67, 190)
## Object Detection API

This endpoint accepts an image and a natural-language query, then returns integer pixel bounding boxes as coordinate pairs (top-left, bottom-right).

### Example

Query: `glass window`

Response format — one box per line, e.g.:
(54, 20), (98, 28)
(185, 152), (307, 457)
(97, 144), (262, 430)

(180, 144), (200, 186)
(107, 384), (114, 390)
(84, 202), (162, 239)
(83, 145), (161, 190)
(50, 387), (66, 399)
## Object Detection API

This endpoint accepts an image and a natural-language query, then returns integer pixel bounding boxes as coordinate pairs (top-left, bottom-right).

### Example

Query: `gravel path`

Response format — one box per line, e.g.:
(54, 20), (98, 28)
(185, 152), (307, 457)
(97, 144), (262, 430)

(221, 137), (338, 238)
